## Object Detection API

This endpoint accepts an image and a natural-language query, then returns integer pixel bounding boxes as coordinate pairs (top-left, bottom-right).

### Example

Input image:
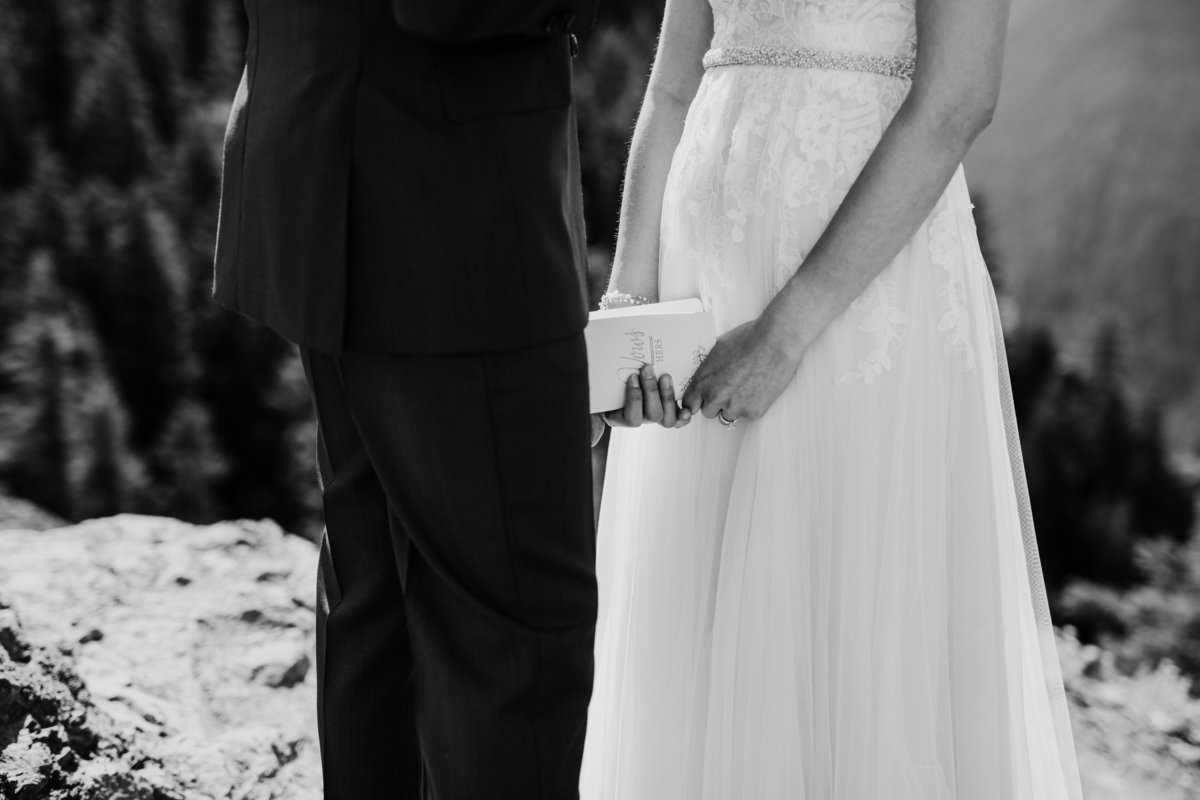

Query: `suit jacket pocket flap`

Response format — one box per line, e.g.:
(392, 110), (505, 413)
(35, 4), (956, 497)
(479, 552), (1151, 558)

(437, 36), (571, 122)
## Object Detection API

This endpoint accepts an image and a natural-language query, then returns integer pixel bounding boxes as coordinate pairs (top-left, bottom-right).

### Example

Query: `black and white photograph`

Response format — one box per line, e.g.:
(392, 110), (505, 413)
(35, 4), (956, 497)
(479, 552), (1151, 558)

(1, 0), (1198, 797)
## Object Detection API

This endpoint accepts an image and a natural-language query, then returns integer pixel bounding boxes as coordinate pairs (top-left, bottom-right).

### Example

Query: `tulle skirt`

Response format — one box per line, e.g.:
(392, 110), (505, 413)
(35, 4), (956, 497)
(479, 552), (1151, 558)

(580, 65), (1081, 799)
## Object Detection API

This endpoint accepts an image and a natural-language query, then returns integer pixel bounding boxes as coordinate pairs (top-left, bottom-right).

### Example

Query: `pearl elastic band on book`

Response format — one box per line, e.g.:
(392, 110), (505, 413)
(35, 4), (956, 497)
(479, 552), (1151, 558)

(598, 291), (652, 311)
(702, 46), (917, 81)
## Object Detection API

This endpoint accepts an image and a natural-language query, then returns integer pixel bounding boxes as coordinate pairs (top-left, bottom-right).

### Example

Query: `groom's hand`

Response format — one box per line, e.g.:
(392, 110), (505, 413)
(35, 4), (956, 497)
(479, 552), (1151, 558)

(603, 364), (691, 430)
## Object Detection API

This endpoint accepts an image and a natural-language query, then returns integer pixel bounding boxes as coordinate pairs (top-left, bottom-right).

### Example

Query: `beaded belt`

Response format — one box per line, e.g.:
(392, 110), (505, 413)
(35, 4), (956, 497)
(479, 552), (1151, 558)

(702, 46), (916, 81)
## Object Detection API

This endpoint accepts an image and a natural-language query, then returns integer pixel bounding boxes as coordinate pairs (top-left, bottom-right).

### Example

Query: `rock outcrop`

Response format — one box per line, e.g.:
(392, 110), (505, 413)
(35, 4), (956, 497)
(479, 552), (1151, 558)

(3, 511), (1200, 799)
(0, 516), (321, 799)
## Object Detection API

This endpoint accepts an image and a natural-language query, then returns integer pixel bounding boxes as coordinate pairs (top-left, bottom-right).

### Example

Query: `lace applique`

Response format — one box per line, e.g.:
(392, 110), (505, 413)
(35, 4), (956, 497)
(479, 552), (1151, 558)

(929, 208), (976, 371)
(672, 69), (899, 291)
(839, 277), (907, 384)
(661, 0), (922, 308)
(711, 0), (918, 58)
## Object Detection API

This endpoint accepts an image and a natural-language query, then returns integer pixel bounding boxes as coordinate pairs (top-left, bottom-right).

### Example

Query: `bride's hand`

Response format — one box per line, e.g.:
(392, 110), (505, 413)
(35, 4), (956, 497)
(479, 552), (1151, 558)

(680, 319), (802, 423)
(603, 364), (692, 429)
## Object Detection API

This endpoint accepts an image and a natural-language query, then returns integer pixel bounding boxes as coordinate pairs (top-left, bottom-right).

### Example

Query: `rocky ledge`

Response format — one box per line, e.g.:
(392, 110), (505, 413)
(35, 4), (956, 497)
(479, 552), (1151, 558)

(0, 516), (320, 799)
(3, 513), (1200, 799)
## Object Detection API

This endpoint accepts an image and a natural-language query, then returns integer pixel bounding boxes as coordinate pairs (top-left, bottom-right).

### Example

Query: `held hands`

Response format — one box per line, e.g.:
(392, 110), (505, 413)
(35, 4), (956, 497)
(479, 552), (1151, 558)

(592, 314), (806, 438)
(594, 316), (805, 434)
(680, 318), (803, 423)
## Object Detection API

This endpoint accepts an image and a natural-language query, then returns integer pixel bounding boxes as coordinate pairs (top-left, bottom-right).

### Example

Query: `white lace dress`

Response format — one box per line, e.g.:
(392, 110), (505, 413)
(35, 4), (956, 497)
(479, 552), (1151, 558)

(580, 1), (1083, 798)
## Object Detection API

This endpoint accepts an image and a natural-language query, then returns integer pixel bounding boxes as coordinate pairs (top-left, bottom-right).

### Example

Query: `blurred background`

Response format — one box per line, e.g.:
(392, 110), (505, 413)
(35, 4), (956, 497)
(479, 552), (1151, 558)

(0, 0), (1198, 786)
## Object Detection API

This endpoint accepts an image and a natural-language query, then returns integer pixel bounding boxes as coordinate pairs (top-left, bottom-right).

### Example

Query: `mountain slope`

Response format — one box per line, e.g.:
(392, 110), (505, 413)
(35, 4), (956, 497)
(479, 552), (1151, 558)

(966, 0), (1200, 440)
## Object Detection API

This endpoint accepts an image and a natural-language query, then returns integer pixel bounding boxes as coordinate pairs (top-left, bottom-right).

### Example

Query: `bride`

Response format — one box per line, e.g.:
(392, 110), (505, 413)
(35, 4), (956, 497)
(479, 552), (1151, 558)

(582, 0), (1083, 797)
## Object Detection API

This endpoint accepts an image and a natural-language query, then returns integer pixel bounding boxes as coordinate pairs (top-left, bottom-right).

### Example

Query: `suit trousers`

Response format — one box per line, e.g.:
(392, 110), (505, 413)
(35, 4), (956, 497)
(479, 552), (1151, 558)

(300, 333), (597, 799)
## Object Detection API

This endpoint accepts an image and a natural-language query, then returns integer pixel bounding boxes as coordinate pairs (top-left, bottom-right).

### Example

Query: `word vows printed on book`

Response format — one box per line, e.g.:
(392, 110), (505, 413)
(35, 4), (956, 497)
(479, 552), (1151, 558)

(585, 299), (717, 414)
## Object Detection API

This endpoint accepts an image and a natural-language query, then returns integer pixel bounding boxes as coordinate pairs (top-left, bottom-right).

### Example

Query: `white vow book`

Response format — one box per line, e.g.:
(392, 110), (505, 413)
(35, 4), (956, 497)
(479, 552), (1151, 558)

(585, 298), (717, 414)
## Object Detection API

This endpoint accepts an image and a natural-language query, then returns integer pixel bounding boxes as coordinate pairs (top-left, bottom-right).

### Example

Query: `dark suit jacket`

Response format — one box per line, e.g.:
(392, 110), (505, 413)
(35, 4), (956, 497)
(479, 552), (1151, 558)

(213, 0), (598, 355)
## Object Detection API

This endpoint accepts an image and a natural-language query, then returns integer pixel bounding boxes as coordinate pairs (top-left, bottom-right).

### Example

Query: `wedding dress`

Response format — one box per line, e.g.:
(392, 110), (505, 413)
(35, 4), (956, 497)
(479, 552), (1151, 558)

(580, 1), (1083, 797)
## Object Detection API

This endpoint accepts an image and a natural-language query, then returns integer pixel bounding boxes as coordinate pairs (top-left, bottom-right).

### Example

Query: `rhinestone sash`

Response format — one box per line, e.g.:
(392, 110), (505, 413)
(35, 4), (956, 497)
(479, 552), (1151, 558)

(703, 46), (916, 81)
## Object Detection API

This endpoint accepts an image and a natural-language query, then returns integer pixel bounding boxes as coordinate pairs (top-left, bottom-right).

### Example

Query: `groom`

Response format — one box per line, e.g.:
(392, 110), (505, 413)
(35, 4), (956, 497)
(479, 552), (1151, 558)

(212, 1), (600, 797)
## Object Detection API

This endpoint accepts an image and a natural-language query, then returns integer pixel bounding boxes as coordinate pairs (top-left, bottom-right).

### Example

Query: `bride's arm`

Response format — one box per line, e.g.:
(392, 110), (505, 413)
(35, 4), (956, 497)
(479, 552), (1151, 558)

(590, 0), (712, 440)
(601, 0), (712, 307)
(682, 0), (1012, 420)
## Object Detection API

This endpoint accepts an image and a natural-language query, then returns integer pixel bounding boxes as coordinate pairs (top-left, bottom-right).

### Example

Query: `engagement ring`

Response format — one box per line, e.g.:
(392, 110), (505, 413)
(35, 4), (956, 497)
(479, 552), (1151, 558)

(717, 411), (739, 428)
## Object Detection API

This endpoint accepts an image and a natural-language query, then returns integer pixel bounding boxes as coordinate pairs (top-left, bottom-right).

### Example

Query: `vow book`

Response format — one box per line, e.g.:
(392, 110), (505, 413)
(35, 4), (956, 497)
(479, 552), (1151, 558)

(585, 298), (717, 414)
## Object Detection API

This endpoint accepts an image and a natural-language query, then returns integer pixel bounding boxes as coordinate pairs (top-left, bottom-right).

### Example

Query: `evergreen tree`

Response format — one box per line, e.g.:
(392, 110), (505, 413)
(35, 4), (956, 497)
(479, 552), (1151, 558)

(76, 389), (143, 520)
(0, 146), (70, 288)
(141, 397), (229, 524)
(0, 81), (33, 189)
(70, 199), (190, 448)
(0, 250), (138, 521)
(9, 331), (73, 518)
(0, 0), (73, 147)
(0, 0), (315, 531)
(176, 0), (246, 94)
(67, 26), (157, 185)
(1006, 326), (1058, 426)
(197, 0), (249, 97)
(79, 408), (123, 518)
(157, 123), (223, 279)
(117, 0), (184, 145)
(1129, 405), (1196, 542)
(56, 0), (113, 45)
(179, 0), (215, 85)
(1012, 322), (1197, 596)
(196, 317), (311, 531)
(1091, 324), (1133, 496)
